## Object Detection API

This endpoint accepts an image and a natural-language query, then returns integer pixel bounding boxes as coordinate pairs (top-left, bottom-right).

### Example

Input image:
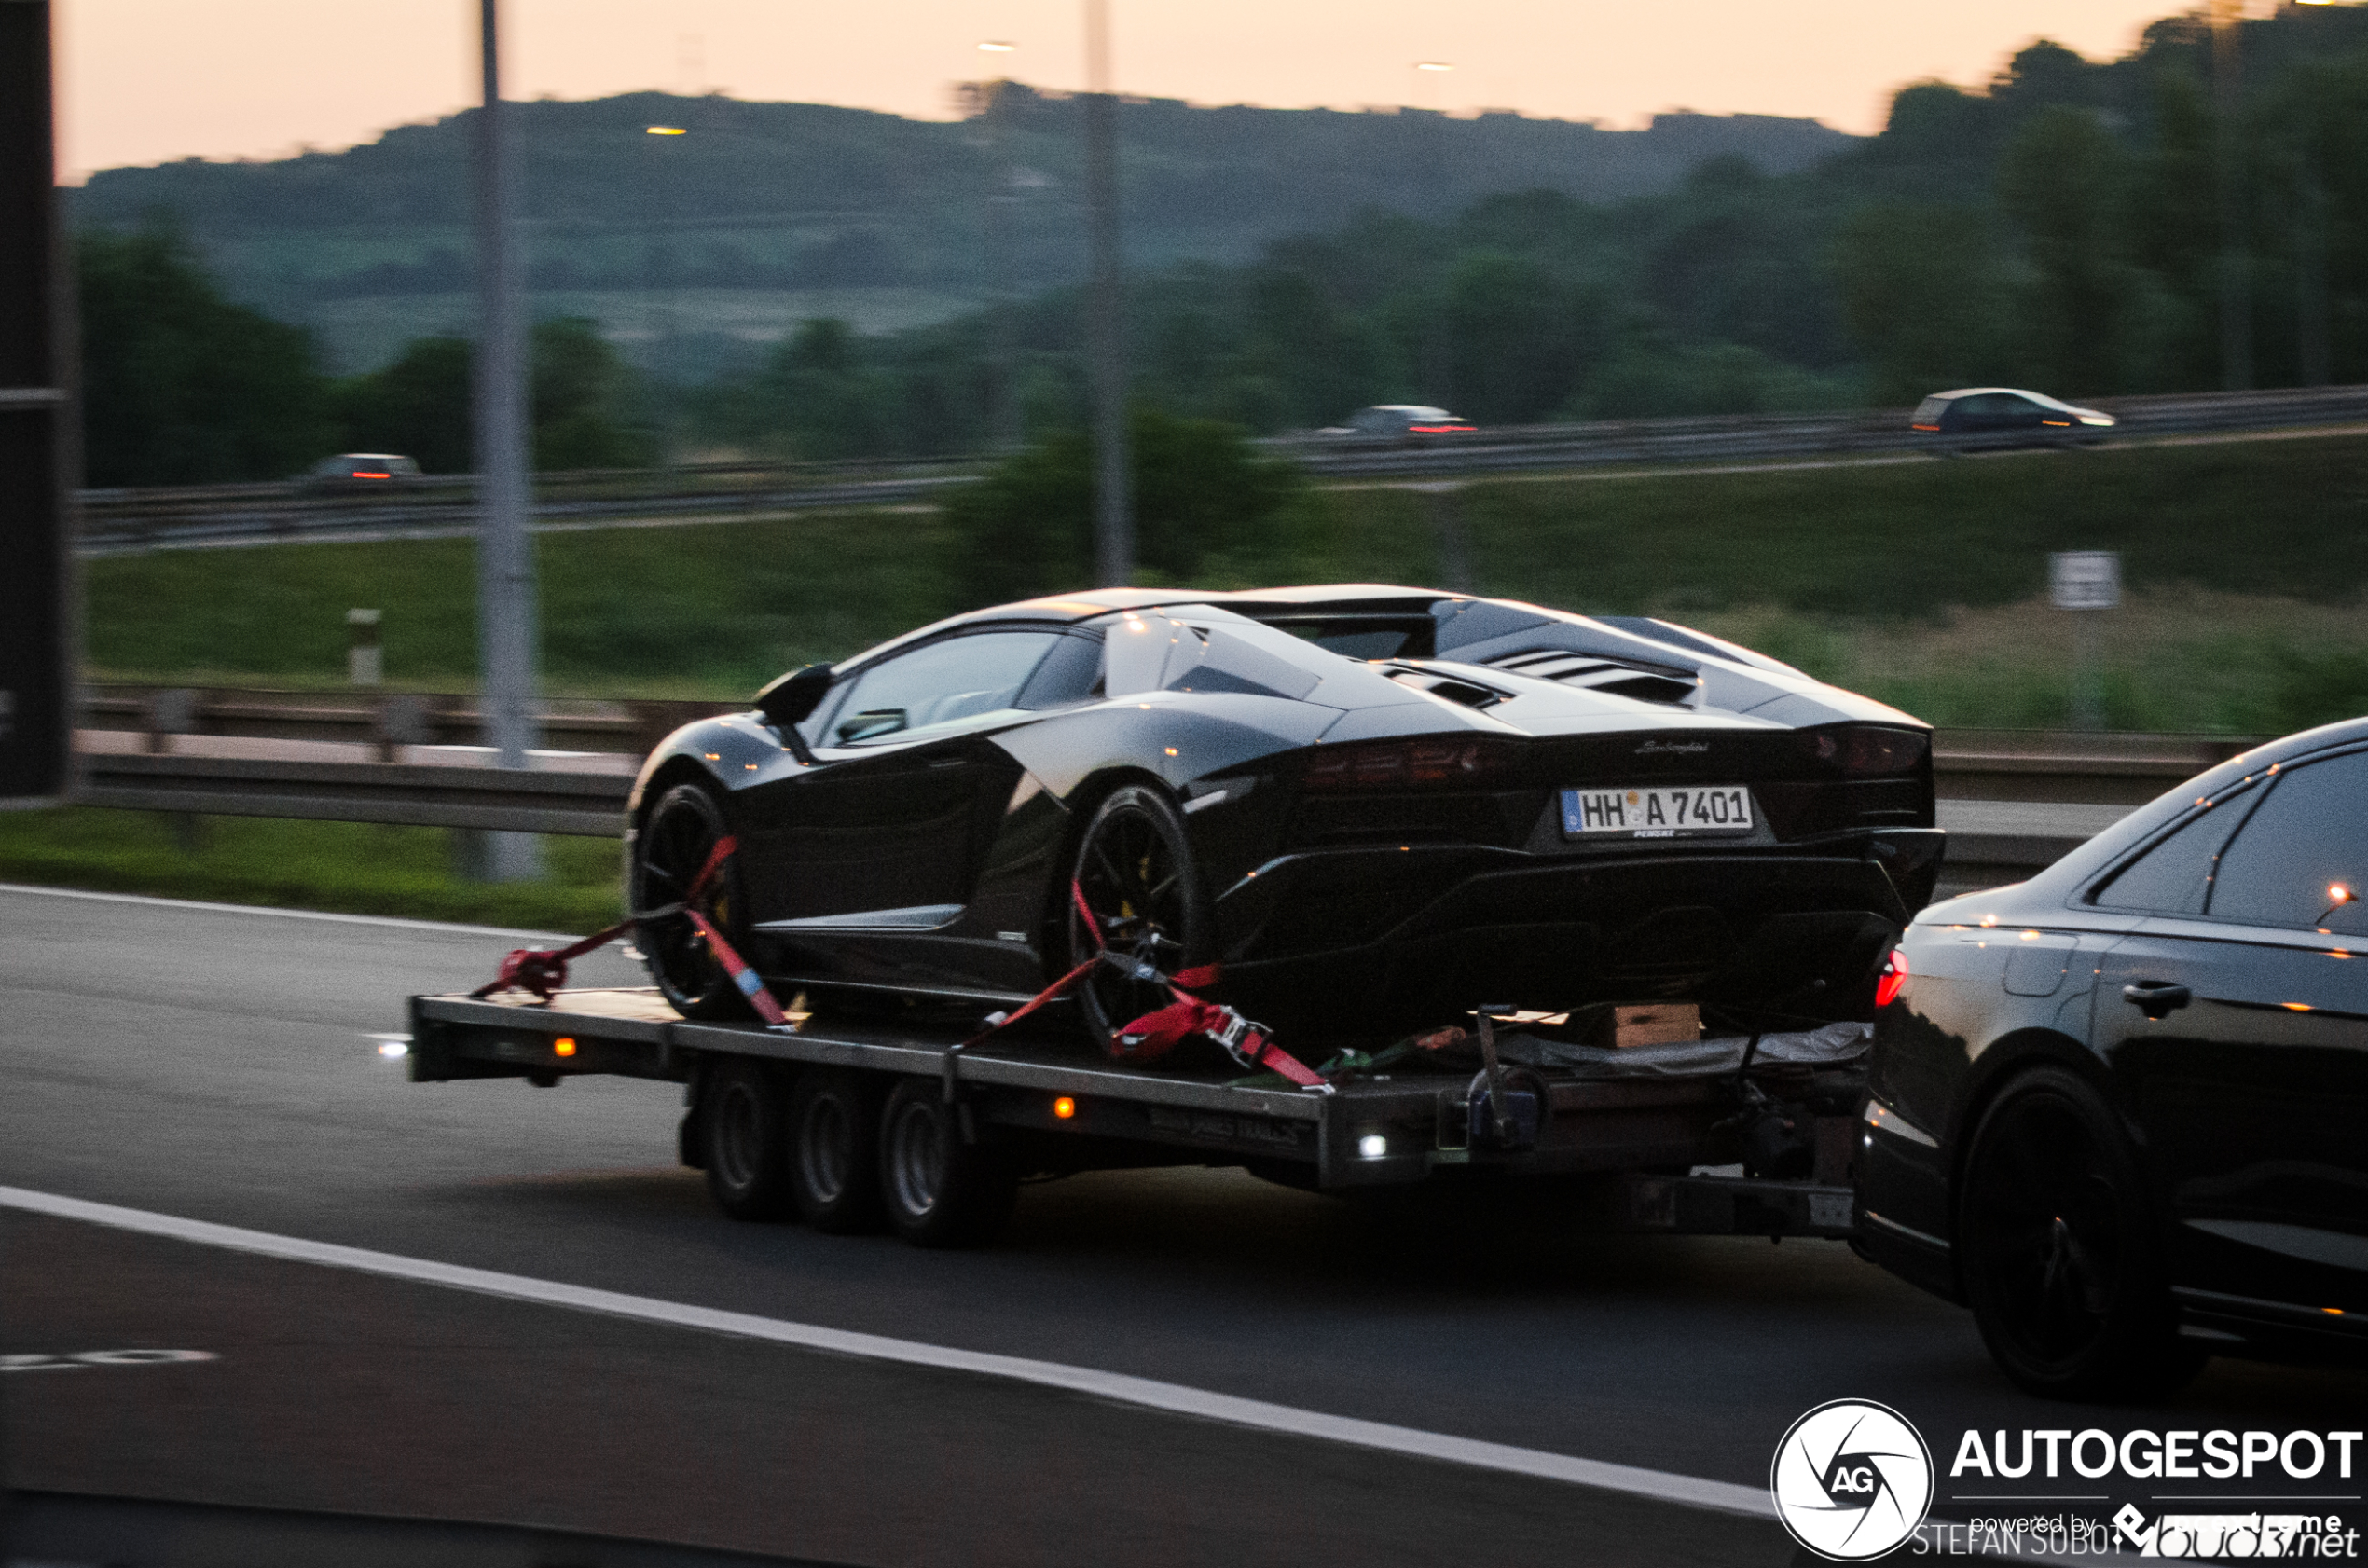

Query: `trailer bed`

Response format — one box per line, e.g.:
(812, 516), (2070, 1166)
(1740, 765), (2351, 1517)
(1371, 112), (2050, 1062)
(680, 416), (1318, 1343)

(408, 988), (1860, 1241)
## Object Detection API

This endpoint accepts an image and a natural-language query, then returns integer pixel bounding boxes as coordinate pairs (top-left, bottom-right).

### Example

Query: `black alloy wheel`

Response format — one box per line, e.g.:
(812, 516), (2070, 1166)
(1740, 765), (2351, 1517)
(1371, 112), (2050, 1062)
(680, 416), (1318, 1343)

(877, 1079), (1019, 1248)
(701, 1057), (796, 1221)
(788, 1070), (886, 1233)
(634, 781), (749, 1019)
(1065, 784), (1210, 1052)
(1958, 1066), (2198, 1400)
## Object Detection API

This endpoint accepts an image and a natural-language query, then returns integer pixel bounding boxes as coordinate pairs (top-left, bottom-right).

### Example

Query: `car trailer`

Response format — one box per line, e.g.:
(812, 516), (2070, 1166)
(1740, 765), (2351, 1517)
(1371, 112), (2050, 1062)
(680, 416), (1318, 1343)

(407, 986), (1865, 1248)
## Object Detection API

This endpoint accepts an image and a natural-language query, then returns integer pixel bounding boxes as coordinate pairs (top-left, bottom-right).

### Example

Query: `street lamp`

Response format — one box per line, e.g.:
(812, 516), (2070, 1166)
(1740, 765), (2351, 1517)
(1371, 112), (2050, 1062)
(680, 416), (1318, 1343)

(1083, 0), (1130, 587)
(976, 42), (1022, 447)
(1412, 62), (1454, 406)
(472, 0), (541, 881)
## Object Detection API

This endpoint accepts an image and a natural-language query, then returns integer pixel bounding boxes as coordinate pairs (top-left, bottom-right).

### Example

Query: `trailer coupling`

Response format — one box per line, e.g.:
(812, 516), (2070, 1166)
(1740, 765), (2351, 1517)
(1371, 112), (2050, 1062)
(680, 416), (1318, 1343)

(1617, 1173), (1856, 1241)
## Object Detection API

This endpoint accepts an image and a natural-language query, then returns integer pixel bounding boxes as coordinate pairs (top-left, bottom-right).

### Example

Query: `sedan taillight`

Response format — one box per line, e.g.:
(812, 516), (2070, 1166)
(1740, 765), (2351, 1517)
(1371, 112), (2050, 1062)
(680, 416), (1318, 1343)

(1875, 948), (1911, 1009)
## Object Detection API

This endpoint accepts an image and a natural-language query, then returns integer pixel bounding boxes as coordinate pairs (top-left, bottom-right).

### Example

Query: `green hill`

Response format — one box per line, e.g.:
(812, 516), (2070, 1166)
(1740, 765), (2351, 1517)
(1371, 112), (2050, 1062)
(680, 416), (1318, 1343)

(71, 85), (1852, 368)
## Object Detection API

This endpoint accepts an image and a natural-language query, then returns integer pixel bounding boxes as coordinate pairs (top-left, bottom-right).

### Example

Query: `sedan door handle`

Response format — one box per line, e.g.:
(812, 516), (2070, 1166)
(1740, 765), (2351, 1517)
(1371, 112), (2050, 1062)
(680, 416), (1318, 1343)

(2123, 981), (2193, 1020)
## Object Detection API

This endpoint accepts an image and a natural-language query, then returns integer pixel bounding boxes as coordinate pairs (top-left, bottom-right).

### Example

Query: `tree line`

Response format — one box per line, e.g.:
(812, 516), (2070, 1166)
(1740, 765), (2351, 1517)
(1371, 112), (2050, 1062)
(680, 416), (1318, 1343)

(76, 4), (2368, 484)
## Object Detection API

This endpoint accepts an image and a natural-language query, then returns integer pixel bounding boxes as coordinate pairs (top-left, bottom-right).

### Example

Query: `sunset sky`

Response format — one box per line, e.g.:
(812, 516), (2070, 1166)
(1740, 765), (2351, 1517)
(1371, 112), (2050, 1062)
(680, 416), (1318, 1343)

(56, 0), (2199, 181)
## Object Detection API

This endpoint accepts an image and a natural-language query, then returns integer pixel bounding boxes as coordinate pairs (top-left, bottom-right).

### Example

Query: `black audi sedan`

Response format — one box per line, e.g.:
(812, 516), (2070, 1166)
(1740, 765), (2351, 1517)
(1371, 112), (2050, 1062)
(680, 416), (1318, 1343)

(1859, 717), (2368, 1398)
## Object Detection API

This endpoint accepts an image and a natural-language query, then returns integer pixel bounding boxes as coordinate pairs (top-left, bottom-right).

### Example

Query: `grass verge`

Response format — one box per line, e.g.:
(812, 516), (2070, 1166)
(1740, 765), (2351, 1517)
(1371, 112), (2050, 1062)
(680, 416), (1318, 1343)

(78, 431), (2368, 732)
(0, 809), (625, 933)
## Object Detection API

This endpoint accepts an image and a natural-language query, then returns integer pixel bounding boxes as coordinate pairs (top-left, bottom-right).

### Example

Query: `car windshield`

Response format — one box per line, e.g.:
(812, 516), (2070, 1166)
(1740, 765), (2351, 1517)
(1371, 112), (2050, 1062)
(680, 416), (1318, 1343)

(823, 629), (1063, 745)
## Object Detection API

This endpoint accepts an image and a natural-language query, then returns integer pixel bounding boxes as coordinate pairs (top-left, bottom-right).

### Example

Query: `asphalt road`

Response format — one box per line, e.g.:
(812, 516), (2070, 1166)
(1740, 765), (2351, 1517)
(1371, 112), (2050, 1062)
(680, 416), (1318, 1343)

(3, 884), (2359, 1566)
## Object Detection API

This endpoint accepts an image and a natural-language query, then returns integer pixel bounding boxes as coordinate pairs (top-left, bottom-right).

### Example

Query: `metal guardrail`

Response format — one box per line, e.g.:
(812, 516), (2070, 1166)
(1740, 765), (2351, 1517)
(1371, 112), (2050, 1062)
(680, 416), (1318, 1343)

(78, 750), (629, 836)
(71, 744), (2128, 885)
(71, 682), (2256, 883)
(81, 683), (2261, 804)
(73, 383), (2368, 552)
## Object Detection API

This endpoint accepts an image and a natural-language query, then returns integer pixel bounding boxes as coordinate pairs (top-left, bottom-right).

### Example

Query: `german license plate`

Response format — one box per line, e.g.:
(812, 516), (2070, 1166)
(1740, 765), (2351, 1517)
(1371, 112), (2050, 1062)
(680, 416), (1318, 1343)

(1561, 784), (1754, 838)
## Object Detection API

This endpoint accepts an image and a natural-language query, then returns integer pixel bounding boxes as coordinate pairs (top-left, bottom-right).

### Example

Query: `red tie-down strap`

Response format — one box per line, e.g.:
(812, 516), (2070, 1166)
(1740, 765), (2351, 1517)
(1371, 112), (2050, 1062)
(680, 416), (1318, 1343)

(472, 837), (798, 1029)
(956, 887), (1328, 1090)
(1114, 972), (1329, 1092)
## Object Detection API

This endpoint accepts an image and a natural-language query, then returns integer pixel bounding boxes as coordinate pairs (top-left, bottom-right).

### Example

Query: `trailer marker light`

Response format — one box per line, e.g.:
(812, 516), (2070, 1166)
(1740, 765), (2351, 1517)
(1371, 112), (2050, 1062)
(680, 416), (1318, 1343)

(1053, 1096), (1076, 1120)
(1357, 1134), (1388, 1159)
(554, 1038), (578, 1056)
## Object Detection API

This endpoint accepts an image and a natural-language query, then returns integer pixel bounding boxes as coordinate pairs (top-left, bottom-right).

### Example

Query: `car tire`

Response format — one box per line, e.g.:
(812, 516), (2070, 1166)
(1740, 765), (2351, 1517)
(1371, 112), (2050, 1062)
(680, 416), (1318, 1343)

(877, 1078), (1018, 1249)
(702, 1057), (796, 1221)
(788, 1069), (887, 1233)
(1958, 1066), (2200, 1400)
(1064, 783), (1211, 1052)
(634, 780), (752, 1020)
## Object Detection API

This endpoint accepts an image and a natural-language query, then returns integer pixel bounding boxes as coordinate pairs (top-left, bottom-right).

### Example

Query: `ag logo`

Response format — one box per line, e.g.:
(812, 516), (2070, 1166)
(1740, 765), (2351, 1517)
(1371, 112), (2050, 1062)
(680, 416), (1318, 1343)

(1770, 1399), (1934, 1561)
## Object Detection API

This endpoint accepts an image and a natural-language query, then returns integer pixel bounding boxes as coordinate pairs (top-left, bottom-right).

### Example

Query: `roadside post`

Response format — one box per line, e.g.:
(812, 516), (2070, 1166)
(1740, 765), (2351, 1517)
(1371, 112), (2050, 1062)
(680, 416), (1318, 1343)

(348, 610), (384, 688)
(2050, 550), (2120, 732)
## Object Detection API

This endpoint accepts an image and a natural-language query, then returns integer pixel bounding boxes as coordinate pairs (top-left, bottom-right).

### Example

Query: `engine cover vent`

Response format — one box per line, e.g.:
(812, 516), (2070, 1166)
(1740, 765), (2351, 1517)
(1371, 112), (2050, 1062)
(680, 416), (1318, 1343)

(1486, 649), (1700, 706)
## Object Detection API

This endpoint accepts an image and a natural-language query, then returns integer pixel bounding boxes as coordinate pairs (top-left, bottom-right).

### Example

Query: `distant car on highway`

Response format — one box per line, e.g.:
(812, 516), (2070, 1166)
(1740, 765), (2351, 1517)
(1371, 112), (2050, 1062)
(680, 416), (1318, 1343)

(1319, 405), (1477, 438)
(1910, 388), (2116, 450)
(301, 453), (422, 492)
(1859, 715), (2368, 1397)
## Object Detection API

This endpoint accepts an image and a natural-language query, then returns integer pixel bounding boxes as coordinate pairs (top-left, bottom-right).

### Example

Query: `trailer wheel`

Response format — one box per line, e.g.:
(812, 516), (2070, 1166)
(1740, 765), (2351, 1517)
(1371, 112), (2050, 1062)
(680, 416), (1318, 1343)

(789, 1069), (886, 1233)
(878, 1079), (1017, 1249)
(702, 1057), (795, 1221)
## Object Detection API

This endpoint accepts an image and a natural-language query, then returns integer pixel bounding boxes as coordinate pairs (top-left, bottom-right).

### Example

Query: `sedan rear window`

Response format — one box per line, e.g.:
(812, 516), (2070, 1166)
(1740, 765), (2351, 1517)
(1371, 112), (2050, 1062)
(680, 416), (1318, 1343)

(2206, 753), (2368, 930)
(2092, 786), (2254, 914)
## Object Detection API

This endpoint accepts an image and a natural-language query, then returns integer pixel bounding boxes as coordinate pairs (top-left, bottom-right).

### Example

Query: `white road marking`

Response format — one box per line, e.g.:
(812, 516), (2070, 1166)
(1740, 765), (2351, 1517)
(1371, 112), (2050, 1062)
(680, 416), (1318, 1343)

(0, 882), (570, 942)
(3, 1349), (216, 1371)
(0, 1183), (1770, 1520)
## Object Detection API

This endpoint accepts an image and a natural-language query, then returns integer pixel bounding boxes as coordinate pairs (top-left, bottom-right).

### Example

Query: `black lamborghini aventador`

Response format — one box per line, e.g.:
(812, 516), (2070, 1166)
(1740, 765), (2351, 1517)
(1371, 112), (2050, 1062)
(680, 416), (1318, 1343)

(626, 586), (1944, 1051)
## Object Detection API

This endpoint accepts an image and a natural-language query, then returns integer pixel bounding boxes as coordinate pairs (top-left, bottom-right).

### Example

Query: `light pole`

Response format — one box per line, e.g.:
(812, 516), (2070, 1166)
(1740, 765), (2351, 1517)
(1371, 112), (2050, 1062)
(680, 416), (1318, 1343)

(2209, 0), (2252, 391)
(1413, 62), (1453, 408)
(643, 123), (688, 468)
(472, 0), (542, 881)
(1082, 0), (1131, 588)
(977, 42), (1024, 450)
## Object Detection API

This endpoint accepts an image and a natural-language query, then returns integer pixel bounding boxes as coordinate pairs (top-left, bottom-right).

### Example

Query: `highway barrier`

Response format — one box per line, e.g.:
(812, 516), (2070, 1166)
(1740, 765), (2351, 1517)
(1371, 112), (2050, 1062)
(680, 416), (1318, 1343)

(66, 683), (2264, 885)
(75, 382), (2368, 553)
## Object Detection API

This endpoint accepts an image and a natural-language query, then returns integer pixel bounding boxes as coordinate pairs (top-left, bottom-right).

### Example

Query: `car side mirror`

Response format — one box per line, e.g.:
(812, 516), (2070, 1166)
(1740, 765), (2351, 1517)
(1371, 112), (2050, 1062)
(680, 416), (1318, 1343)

(756, 663), (833, 732)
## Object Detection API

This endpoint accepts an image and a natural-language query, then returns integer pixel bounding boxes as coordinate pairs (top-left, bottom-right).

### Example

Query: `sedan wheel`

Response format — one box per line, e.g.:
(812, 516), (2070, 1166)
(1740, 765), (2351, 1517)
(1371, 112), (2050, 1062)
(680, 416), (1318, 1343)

(1065, 785), (1208, 1052)
(1959, 1066), (2198, 1399)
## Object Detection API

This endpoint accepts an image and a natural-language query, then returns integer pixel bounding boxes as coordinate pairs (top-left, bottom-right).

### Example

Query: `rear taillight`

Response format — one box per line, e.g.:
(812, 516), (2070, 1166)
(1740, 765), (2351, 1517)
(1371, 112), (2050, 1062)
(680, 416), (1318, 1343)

(1807, 726), (1928, 777)
(1302, 736), (1509, 791)
(1875, 948), (1910, 1009)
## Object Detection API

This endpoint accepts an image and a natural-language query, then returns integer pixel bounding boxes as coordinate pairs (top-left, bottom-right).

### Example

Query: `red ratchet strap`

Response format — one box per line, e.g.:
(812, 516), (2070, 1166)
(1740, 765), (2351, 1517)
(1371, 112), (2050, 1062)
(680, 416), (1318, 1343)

(474, 836), (794, 1027)
(1115, 983), (1329, 1091)
(960, 884), (1329, 1091)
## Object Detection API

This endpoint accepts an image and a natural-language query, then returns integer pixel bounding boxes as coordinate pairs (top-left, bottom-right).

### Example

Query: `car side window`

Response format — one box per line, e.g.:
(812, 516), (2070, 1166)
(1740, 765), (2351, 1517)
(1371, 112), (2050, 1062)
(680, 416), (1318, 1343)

(2092, 785), (2255, 914)
(824, 630), (1064, 747)
(1015, 632), (1104, 709)
(2205, 753), (2368, 931)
